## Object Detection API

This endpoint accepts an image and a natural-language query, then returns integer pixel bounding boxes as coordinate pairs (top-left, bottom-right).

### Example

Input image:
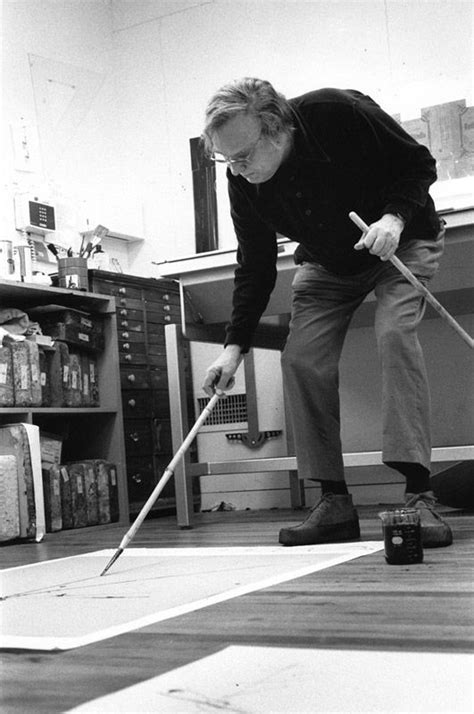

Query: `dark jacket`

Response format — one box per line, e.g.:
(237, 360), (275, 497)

(226, 88), (440, 351)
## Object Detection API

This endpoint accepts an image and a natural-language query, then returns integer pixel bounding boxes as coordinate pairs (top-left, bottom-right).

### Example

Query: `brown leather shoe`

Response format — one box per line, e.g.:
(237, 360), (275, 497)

(279, 493), (360, 546)
(404, 491), (453, 547)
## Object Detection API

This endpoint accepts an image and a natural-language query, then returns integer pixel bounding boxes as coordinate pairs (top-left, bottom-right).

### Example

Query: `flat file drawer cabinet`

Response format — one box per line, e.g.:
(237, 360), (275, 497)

(88, 270), (197, 517)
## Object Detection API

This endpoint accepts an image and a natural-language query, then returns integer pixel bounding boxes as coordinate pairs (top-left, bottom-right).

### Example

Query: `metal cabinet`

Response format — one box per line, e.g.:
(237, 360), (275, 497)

(88, 270), (197, 517)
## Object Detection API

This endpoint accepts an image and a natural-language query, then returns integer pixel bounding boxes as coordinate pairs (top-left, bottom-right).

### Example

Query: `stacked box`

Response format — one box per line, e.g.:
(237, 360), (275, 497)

(66, 350), (83, 407)
(96, 460), (111, 524)
(57, 461), (117, 528)
(10, 341), (42, 407)
(66, 462), (98, 527)
(67, 463), (88, 528)
(47, 341), (70, 407)
(0, 454), (20, 541)
(0, 424), (45, 542)
(80, 353), (91, 407)
(0, 341), (98, 408)
(29, 342), (42, 406)
(89, 356), (100, 407)
(39, 458), (119, 532)
(59, 466), (73, 529)
(91, 460), (119, 523)
(40, 432), (63, 470)
(0, 345), (14, 406)
(105, 462), (120, 523)
(107, 463), (119, 523)
(31, 307), (105, 352)
(42, 464), (62, 532)
(11, 341), (30, 406)
(38, 347), (51, 406)
(84, 462), (99, 525)
(78, 354), (100, 407)
(40, 432), (63, 532)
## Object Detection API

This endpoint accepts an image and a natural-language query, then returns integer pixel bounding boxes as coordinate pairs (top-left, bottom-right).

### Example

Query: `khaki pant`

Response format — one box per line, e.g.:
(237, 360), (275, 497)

(281, 228), (445, 481)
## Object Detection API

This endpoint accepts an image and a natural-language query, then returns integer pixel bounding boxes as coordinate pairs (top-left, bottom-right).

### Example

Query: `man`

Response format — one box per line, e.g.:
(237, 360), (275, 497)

(201, 77), (452, 548)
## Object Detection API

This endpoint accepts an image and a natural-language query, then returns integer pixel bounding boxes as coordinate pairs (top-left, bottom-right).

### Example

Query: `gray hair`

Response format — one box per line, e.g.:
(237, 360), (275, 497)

(202, 77), (294, 154)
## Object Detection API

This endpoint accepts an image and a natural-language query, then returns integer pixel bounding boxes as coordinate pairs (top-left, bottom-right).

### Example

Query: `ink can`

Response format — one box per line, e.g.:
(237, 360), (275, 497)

(379, 508), (423, 564)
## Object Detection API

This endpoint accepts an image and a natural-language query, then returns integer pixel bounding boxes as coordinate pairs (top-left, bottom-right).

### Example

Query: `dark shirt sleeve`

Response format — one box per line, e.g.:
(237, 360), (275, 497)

(224, 179), (278, 352)
(350, 94), (437, 224)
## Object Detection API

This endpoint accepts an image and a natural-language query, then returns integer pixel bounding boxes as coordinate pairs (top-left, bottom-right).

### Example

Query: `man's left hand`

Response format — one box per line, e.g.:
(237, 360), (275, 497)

(354, 213), (405, 261)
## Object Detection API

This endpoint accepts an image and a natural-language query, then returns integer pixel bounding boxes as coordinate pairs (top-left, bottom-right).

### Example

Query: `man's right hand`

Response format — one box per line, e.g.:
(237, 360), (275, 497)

(202, 344), (244, 397)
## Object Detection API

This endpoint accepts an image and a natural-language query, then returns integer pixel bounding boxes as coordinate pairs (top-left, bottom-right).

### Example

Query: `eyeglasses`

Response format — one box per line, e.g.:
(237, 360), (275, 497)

(210, 132), (263, 168)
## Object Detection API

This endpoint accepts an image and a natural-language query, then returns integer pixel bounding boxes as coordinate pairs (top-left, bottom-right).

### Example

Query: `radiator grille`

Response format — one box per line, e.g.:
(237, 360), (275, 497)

(197, 394), (248, 425)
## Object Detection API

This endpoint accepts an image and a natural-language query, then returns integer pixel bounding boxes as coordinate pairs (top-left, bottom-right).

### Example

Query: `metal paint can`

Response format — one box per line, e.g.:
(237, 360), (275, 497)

(58, 257), (89, 291)
(379, 508), (423, 564)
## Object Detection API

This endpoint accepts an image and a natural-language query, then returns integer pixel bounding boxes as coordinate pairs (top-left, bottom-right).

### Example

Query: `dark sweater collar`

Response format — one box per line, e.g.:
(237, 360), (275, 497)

(287, 104), (331, 164)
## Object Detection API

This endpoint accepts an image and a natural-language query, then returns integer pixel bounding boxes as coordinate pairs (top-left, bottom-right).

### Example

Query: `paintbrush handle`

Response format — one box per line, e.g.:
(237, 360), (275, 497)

(349, 212), (474, 349)
(118, 392), (221, 551)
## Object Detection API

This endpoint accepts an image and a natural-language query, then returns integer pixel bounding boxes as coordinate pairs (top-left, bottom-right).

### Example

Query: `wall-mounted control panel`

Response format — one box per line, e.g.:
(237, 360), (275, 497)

(14, 194), (56, 234)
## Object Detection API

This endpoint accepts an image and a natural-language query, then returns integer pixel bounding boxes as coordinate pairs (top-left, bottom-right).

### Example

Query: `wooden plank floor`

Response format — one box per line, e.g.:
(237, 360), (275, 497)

(1, 505), (473, 713)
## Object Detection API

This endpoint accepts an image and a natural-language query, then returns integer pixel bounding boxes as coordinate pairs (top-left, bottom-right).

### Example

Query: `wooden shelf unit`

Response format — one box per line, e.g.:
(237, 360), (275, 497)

(0, 278), (129, 525)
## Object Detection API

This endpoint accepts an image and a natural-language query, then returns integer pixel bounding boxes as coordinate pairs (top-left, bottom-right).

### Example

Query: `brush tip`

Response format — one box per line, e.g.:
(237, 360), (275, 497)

(100, 547), (123, 576)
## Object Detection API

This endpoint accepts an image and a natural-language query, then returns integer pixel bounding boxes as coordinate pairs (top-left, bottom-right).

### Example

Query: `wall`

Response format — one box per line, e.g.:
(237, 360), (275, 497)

(2, 1), (473, 277)
(2, 1), (114, 258)
(2, 0), (472, 509)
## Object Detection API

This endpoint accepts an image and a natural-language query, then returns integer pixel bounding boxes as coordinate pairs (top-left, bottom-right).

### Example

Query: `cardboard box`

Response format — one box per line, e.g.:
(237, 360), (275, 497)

(42, 464), (62, 532)
(0, 454), (20, 541)
(0, 423), (45, 541)
(40, 432), (63, 470)
(29, 305), (104, 352)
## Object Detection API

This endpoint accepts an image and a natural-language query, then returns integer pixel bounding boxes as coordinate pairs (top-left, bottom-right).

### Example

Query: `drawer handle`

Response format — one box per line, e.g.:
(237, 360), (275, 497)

(120, 298), (127, 305)
(120, 320), (128, 327)
(120, 309), (128, 316)
(163, 305), (171, 312)
(122, 343), (130, 350)
(122, 331), (129, 338)
(164, 315), (171, 322)
(118, 287), (127, 295)
(127, 374), (136, 384)
(128, 398), (136, 408)
(162, 294), (170, 301)
(124, 354), (132, 361)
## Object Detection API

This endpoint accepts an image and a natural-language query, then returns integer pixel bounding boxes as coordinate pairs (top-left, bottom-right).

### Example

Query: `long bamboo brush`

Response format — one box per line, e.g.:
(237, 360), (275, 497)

(100, 392), (222, 576)
(349, 211), (473, 350)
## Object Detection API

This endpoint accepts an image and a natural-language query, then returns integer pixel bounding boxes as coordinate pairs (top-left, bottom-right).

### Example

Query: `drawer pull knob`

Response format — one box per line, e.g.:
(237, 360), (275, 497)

(128, 398), (136, 407)
(118, 287), (126, 294)
(127, 374), (136, 382)
(124, 354), (132, 361)
(120, 298), (127, 305)
(120, 309), (127, 316)
(164, 315), (171, 322)
(163, 305), (171, 312)
(122, 342), (130, 350)
(162, 294), (170, 301)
